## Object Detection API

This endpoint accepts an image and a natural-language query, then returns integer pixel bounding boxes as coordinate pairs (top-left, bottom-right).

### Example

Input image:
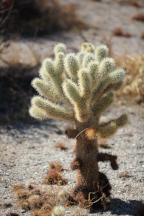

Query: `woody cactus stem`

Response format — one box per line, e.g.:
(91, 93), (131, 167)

(29, 42), (127, 209)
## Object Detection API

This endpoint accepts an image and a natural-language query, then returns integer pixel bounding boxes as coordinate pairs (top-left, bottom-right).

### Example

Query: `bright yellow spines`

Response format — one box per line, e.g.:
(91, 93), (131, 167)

(81, 42), (95, 53)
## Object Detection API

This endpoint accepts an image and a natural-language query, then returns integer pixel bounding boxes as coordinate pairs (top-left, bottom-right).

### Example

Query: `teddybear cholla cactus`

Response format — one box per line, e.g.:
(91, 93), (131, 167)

(29, 42), (127, 208)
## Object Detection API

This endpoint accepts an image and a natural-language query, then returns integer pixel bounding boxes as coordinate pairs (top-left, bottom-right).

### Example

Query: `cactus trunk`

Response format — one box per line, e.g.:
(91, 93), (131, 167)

(75, 134), (99, 191)
(71, 125), (111, 209)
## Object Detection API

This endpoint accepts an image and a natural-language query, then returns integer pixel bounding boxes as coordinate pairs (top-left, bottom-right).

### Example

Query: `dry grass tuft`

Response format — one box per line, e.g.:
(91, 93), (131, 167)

(49, 161), (64, 172)
(12, 172), (78, 215)
(43, 161), (67, 186)
(13, 183), (57, 214)
(118, 170), (131, 178)
(115, 55), (144, 102)
(15, 189), (30, 200)
(18, 200), (30, 211)
(132, 13), (144, 22)
(13, 184), (26, 191)
(29, 210), (41, 216)
(112, 28), (132, 37)
(2, 202), (13, 208)
(43, 169), (67, 186)
(28, 195), (44, 209)
(56, 143), (68, 151)
(27, 184), (35, 190)
(115, 0), (141, 7)
(57, 189), (77, 206)
(30, 188), (42, 196)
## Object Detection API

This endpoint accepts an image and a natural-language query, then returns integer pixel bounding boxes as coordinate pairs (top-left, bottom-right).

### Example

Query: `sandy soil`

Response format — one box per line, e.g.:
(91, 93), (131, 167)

(0, 103), (144, 216)
(0, 0), (144, 215)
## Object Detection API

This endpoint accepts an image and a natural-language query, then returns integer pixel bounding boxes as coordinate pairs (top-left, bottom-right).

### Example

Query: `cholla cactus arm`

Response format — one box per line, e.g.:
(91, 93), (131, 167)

(32, 78), (60, 102)
(78, 68), (92, 98)
(92, 68), (125, 102)
(92, 92), (114, 116)
(82, 53), (95, 68)
(99, 58), (116, 78)
(54, 52), (65, 75)
(39, 57), (69, 104)
(54, 43), (67, 55)
(31, 96), (74, 121)
(62, 79), (90, 122)
(64, 53), (79, 82)
(85, 114), (127, 139)
(95, 45), (109, 62)
(99, 114), (128, 138)
(104, 81), (123, 93)
(77, 51), (86, 66)
(29, 105), (49, 120)
(88, 61), (99, 81)
(42, 58), (62, 92)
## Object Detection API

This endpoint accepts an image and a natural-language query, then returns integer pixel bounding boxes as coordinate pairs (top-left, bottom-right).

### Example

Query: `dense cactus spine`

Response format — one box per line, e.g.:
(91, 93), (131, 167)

(29, 42), (127, 210)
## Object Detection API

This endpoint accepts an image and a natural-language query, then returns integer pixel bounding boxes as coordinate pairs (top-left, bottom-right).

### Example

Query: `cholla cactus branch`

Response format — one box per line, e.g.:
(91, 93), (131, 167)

(31, 96), (74, 121)
(95, 45), (109, 62)
(92, 92), (114, 116)
(32, 78), (60, 102)
(30, 42), (127, 209)
(54, 43), (67, 55)
(64, 53), (79, 82)
(98, 114), (128, 138)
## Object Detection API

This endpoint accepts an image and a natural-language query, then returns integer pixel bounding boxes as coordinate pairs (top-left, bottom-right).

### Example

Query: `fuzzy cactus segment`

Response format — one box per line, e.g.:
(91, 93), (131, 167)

(30, 42), (126, 123)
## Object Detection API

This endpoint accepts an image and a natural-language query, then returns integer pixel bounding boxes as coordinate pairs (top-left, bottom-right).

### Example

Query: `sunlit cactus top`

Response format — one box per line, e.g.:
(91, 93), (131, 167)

(29, 42), (126, 124)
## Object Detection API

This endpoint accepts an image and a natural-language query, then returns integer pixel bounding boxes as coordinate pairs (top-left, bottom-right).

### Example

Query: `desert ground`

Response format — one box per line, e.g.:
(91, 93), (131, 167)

(0, 0), (144, 216)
